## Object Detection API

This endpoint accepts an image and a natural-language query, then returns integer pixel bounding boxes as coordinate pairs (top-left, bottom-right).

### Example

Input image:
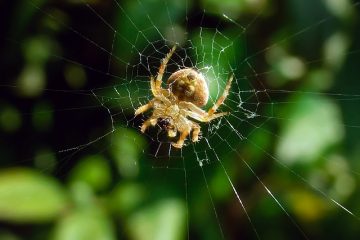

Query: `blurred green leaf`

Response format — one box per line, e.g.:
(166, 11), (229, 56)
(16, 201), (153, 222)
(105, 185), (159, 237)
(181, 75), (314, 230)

(34, 148), (57, 172)
(0, 168), (68, 223)
(0, 105), (22, 133)
(64, 64), (87, 89)
(286, 189), (330, 222)
(127, 199), (186, 240)
(0, 230), (20, 240)
(323, 0), (356, 22)
(276, 94), (344, 164)
(69, 155), (111, 192)
(202, 0), (243, 15)
(32, 102), (53, 131)
(53, 208), (115, 240)
(16, 63), (46, 97)
(323, 32), (350, 71)
(69, 182), (96, 210)
(108, 182), (146, 217)
(23, 36), (53, 64)
(110, 128), (146, 178)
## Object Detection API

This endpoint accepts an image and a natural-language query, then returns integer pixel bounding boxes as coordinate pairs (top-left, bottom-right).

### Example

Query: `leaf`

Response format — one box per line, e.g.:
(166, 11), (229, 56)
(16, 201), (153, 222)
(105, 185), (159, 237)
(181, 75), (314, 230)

(53, 209), (115, 240)
(127, 199), (186, 240)
(276, 94), (344, 164)
(0, 168), (68, 223)
(110, 128), (146, 178)
(108, 182), (146, 216)
(69, 155), (111, 192)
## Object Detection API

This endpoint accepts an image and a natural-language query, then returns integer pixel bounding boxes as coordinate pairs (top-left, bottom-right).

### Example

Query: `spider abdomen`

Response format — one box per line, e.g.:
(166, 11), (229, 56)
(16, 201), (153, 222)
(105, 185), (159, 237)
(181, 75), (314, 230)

(167, 68), (209, 107)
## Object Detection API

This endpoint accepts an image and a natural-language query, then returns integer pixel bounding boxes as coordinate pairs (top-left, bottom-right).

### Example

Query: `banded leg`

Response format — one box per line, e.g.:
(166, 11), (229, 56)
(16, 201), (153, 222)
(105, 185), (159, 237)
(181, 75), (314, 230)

(203, 112), (229, 122)
(155, 45), (177, 89)
(184, 108), (229, 123)
(140, 118), (157, 133)
(172, 128), (190, 148)
(208, 74), (233, 115)
(191, 122), (201, 142)
(150, 76), (158, 96)
(135, 101), (153, 116)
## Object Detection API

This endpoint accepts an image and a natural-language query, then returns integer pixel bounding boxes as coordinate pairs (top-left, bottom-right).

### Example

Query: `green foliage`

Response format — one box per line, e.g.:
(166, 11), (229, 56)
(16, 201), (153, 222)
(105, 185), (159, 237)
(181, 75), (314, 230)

(126, 199), (186, 240)
(69, 155), (112, 192)
(0, 169), (68, 223)
(276, 94), (344, 164)
(53, 208), (115, 240)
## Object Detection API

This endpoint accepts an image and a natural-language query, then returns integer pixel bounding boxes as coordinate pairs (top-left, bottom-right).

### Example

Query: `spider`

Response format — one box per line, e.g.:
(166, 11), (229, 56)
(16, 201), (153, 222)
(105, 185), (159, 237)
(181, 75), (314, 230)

(135, 46), (233, 148)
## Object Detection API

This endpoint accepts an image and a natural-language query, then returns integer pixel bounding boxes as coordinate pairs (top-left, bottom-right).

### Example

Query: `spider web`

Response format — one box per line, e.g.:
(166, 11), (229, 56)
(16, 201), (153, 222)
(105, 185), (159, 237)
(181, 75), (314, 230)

(2, 0), (360, 239)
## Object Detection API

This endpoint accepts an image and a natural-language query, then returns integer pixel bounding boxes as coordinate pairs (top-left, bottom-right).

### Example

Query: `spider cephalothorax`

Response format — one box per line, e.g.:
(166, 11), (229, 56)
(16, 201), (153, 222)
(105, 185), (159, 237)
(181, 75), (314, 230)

(135, 46), (233, 148)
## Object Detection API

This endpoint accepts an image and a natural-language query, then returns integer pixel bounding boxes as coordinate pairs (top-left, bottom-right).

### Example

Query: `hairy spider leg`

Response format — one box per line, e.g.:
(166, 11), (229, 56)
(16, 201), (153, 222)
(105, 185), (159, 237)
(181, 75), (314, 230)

(172, 118), (201, 148)
(150, 76), (158, 96)
(180, 102), (230, 123)
(172, 127), (191, 148)
(207, 74), (233, 116)
(185, 109), (229, 122)
(134, 101), (153, 116)
(176, 74), (233, 122)
(140, 118), (158, 133)
(191, 122), (201, 142)
(155, 45), (177, 90)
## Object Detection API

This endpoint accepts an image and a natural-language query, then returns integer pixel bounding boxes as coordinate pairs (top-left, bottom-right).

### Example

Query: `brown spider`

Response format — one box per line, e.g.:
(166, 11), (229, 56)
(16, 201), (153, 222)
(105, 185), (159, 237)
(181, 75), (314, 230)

(135, 46), (233, 148)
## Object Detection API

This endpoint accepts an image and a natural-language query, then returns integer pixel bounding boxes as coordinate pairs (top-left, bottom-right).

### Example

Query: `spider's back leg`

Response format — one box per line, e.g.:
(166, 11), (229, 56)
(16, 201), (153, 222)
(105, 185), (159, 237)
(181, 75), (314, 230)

(172, 127), (190, 148)
(191, 122), (201, 142)
(140, 118), (157, 133)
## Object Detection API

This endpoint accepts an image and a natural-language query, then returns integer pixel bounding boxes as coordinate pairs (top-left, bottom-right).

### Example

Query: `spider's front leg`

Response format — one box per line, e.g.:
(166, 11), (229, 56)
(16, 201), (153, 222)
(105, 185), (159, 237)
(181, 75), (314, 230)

(207, 74), (233, 116)
(150, 76), (158, 96)
(182, 102), (229, 123)
(155, 46), (177, 89)
(134, 101), (153, 116)
(202, 112), (229, 122)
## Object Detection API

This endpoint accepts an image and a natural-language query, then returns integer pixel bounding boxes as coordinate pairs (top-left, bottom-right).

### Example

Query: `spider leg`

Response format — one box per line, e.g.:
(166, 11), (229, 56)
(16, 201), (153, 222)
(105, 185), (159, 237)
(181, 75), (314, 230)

(185, 109), (229, 122)
(167, 128), (177, 138)
(134, 101), (153, 116)
(179, 102), (206, 115)
(150, 76), (158, 96)
(140, 118), (157, 133)
(182, 102), (229, 122)
(155, 45), (177, 89)
(184, 74), (232, 122)
(202, 112), (229, 122)
(150, 77), (170, 99)
(172, 127), (190, 148)
(191, 122), (201, 142)
(208, 74), (233, 115)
